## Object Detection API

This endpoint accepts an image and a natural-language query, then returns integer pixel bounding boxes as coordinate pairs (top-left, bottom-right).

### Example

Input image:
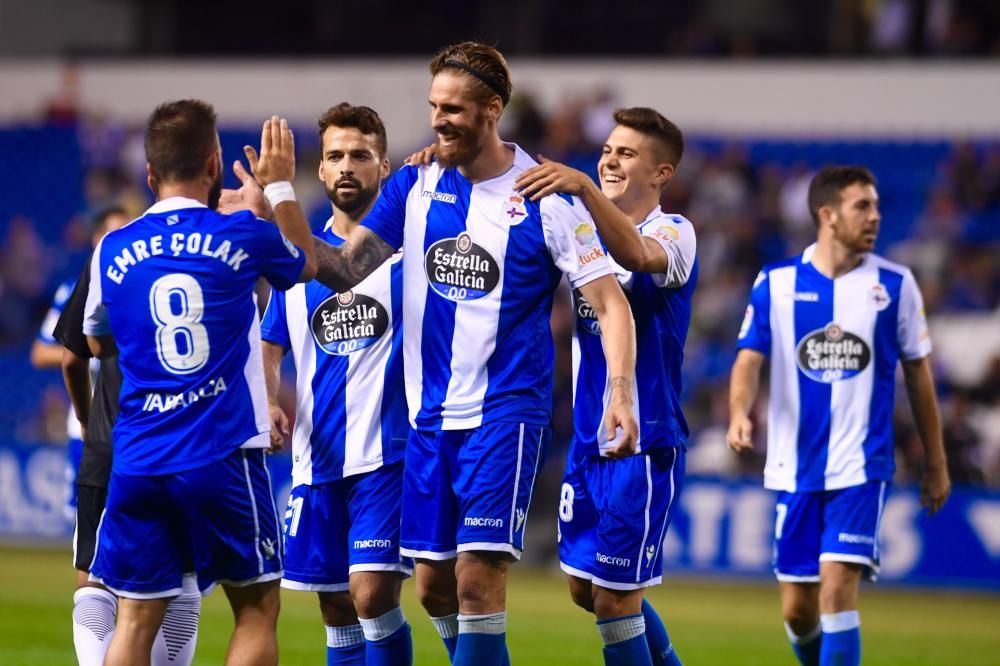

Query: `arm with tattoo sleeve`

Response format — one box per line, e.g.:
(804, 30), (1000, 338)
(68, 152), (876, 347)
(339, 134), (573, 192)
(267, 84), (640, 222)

(314, 227), (396, 293)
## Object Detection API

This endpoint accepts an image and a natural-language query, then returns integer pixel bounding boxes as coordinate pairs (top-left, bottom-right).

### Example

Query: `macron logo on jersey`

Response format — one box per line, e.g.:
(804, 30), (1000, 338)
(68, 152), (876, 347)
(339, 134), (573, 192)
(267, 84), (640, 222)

(422, 190), (457, 204)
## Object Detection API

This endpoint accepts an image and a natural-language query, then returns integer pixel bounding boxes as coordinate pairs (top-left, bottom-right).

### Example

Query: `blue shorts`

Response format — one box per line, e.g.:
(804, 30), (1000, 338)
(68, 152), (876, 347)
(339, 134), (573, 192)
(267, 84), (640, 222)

(90, 448), (283, 598)
(281, 462), (412, 592)
(559, 448), (685, 591)
(401, 421), (550, 560)
(774, 480), (890, 582)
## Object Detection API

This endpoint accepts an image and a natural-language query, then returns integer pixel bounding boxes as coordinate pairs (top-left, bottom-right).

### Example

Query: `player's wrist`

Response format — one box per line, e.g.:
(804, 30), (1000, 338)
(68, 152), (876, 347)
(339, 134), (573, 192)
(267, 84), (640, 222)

(263, 181), (296, 209)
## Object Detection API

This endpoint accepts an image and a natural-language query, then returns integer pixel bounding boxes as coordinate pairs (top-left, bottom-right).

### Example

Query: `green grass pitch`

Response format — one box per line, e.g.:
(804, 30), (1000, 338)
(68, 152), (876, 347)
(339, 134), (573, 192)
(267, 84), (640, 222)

(1, 546), (997, 664)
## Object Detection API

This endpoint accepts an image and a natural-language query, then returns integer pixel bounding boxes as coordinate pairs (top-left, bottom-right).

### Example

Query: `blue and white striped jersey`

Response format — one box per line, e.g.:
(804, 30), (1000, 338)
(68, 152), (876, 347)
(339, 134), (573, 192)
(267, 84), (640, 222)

(83, 197), (306, 476)
(260, 219), (406, 486)
(571, 209), (697, 458)
(737, 245), (932, 492)
(38, 279), (97, 441)
(362, 144), (614, 431)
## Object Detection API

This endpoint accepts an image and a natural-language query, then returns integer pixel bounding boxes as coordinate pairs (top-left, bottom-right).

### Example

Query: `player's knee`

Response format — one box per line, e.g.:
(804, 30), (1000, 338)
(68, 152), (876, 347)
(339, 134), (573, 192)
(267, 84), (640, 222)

(566, 577), (594, 612)
(319, 591), (358, 626)
(415, 569), (458, 616)
(350, 575), (400, 619)
(591, 587), (639, 620)
(455, 551), (509, 609)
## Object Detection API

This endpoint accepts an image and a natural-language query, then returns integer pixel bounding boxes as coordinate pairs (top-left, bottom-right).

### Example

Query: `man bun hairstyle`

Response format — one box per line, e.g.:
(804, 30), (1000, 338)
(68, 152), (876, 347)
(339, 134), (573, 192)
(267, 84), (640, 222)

(317, 103), (389, 158)
(429, 41), (513, 108)
(807, 165), (877, 226)
(144, 99), (218, 184)
(613, 107), (684, 167)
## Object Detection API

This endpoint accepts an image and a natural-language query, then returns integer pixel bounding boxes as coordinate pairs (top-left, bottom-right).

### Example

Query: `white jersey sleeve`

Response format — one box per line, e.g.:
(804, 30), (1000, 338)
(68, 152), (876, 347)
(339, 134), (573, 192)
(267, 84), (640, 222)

(539, 194), (614, 289)
(898, 269), (932, 360)
(82, 239), (110, 336)
(641, 214), (697, 289)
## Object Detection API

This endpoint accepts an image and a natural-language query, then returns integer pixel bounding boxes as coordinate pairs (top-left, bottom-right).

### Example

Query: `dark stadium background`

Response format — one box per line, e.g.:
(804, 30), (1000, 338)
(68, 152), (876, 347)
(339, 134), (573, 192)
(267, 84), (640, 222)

(0, 2), (997, 664)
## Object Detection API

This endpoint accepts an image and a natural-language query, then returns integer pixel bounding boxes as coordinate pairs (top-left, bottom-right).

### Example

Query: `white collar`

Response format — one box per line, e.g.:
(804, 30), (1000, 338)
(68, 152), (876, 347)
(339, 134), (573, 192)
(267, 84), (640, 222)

(145, 197), (208, 215)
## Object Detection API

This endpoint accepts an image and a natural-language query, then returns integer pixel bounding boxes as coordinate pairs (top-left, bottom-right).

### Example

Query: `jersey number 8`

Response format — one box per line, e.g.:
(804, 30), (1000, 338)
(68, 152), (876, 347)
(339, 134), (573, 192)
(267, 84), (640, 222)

(150, 273), (210, 375)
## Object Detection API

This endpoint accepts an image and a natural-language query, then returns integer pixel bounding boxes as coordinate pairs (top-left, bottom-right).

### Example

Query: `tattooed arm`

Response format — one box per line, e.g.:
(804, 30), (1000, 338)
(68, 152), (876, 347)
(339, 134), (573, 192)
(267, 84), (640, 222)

(314, 226), (397, 292)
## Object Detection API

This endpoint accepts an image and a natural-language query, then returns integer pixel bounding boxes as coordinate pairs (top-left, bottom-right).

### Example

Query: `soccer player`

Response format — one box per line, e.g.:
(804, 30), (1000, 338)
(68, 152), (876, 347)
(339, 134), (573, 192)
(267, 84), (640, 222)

(82, 100), (317, 666)
(260, 103), (413, 665)
(30, 207), (128, 519)
(727, 166), (951, 666)
(513, 108), (694, 666)
(309, 42), (638, 665)
(54, 220), (202, 666)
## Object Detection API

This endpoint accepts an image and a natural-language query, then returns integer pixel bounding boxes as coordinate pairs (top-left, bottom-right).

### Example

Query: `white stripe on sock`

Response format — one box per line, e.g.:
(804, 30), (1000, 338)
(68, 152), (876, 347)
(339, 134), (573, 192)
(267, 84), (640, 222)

(597, 615), (645, 646)
(458, 612), (506, 635)
(326, 624), (364, 648)
(785, 622), (822, 644)
(430, 613), (459, 639)
(821, 611), (860, 634)
(359, 606), (407, 642)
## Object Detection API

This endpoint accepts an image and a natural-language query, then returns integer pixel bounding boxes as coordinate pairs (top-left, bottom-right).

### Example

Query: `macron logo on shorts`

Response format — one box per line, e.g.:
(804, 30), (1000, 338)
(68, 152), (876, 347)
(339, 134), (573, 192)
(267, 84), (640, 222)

(354, 539), (392, 549)
(464, 516), (504, 528)
(596, 552), (631, 568)
(838, 532), (875, 545)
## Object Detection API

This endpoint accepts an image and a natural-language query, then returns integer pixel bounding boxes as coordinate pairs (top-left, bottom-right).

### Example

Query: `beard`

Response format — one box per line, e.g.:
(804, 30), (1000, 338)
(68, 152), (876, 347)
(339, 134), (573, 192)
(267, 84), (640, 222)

(325, 177), (379, 217)
(435, 115), (487, 169)
(208, 172), (223, 211)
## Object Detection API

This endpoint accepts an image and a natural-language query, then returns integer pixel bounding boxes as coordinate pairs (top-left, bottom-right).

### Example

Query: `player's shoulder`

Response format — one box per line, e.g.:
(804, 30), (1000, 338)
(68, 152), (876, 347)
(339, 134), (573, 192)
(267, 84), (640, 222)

(757, 254), (800, 280)
(641, 210), (695, 240)
(865, 252), (915, 281)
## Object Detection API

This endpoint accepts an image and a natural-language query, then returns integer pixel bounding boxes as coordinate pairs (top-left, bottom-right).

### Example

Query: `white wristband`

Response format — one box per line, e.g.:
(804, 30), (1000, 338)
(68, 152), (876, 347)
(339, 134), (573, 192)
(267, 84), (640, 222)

(263, 181), (296, 208)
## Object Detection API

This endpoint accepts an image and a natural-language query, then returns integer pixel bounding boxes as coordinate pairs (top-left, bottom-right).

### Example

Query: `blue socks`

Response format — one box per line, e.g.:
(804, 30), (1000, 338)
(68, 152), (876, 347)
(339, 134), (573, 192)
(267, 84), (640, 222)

(359, 606), (413, 666)
(820, 611), (861, 666)
(453, 612), (508, 666)
(785, 622), (822, 666)
(430, 613), (459, 661)
(641, 599), (682, 665)
(326, 624), (365, 665)
(598, 614), (653, 666)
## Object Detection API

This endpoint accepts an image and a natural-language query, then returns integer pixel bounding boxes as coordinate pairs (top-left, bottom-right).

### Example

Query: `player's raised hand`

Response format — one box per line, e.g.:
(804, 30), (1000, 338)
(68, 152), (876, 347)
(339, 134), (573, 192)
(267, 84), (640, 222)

(404, 143), (438, 166)
(253, 116), (296, 187)
(920, 462), (951, 515)
(268, 402), (289, 453)
(515, 155), (590, 201)
(217, 158), (274, 219)
(726, 414), (754, 452)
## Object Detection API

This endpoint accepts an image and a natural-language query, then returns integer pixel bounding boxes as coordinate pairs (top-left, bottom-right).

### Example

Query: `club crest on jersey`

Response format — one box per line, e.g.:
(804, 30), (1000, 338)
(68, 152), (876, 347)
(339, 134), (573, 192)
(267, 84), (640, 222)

(870, 283), (891, 311)
(311, 291), (389, 356)
(424, 232), (501, 301)
(796, 322), (871, 383)
(501, 194), (527, 225)
(573, 289), (601, 335)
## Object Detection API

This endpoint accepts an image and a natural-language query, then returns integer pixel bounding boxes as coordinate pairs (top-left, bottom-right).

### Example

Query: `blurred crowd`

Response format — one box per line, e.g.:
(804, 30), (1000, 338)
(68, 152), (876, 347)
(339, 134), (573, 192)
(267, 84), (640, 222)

(2, 85), (998, 492)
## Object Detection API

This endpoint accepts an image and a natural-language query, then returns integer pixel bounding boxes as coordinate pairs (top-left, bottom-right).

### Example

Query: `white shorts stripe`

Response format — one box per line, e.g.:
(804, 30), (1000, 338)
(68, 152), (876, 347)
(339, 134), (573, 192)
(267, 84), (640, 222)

(509, 423), (525, 545)
(399, 548), (457, 561)
(241, 451), (264, 575)
(635, 455), (653, 583)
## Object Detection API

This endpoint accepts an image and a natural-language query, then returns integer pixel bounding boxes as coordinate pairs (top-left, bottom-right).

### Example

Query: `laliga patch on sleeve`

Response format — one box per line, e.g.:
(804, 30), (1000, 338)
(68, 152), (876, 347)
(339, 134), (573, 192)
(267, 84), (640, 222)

(281, 233), (300, 258)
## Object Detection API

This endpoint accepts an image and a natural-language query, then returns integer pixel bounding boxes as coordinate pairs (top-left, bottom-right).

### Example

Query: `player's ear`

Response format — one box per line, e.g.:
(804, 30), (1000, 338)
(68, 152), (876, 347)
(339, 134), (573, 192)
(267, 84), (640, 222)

(146, 163), (158, 196)
(380, 156), (391, 180)
(487, 95), (503, 122)
(318, 158), (326, 183)
(653, 162), (675, 188)
(205, 150), (221, 183)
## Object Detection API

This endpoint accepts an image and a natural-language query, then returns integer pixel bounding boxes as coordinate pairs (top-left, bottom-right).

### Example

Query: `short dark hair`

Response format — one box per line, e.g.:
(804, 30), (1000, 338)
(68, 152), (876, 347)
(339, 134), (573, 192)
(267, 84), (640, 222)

(144, 100), (218, 184)
(429, 41), (513, 108)
(91, 205), (127, 234)
(317, 103), (388, 158)
(613, 107), (684, 167)
(807, 165), (877, 226)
